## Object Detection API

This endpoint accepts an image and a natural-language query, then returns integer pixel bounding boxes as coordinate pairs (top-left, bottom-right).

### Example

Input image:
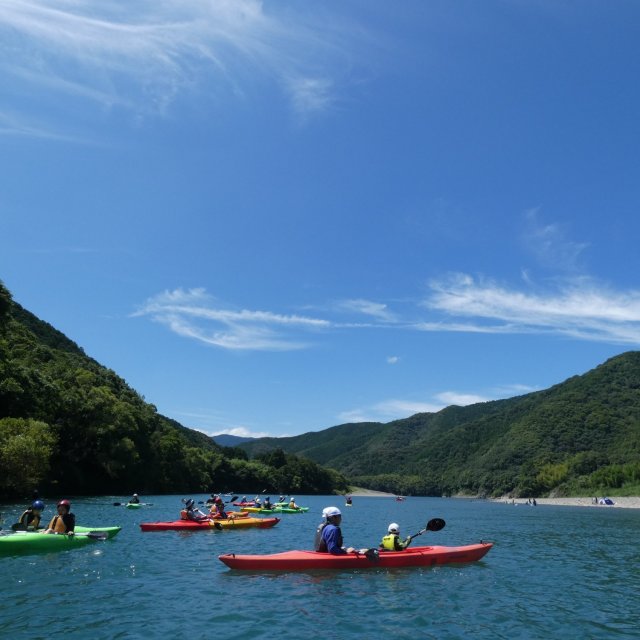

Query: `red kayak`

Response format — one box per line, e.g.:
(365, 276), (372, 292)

(219, 542), (492, 570)
(140, 517), (280, 531)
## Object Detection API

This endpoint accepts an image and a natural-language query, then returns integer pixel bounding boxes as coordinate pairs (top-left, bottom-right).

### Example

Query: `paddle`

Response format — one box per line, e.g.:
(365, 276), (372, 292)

(406, 518), (446, 543)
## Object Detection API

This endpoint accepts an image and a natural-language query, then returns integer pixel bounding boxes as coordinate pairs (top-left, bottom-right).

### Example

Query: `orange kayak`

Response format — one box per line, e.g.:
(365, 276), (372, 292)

(140, 517), (280, 531)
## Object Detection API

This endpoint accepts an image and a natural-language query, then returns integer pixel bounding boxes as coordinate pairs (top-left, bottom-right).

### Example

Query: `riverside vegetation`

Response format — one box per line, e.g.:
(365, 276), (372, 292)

(0, 281), (348, 498)
(2, 279), (640, 500)
(241, 353), (640, 498)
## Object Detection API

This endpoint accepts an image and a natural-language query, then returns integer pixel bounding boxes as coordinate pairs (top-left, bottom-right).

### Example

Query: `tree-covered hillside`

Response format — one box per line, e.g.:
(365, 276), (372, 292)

(242, 353), (640, 498)
(0, 281), (348, 498)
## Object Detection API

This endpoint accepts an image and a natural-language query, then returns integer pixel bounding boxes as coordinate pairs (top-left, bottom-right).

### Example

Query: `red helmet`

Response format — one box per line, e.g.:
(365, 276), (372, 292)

(57, 499), (71, 508)
(215, 496), (223, 503)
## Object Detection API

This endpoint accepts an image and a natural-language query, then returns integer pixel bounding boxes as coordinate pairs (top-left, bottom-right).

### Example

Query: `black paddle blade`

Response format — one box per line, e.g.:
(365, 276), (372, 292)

(364, 548), (380, 562)
(86, 531), (109, 540)
(426, 518), (446, 531)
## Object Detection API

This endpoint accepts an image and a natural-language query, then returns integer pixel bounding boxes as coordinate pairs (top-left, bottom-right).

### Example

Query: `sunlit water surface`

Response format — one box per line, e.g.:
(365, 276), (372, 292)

(1, 495), (638, 638)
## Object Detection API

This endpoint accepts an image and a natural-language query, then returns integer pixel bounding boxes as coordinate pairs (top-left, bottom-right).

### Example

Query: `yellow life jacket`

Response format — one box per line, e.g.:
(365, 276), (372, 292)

(19, 510), (41, 529)
(381, 534), (397, 550)
(47, 515), (68, 533)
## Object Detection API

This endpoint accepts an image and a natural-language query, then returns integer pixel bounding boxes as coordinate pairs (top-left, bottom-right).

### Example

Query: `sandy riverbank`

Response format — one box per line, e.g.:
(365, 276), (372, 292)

(346, 488), (397, 497)
(493, 496), (640, 509)
(346, 489), (640, 507)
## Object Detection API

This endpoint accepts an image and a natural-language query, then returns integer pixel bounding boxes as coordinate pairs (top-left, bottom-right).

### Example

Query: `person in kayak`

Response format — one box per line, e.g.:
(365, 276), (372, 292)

(181, 499), (209, 522)
(288, 497), (300, 510)
(129, 493), (140, 504)
(315, 507), (355, 554)
(16, 500), (45, 530)
(380, 522), (411, 551)
(345, 496), (353, 506)
(44, 500), (75, 534)
(254, 496), (262, 508)
(209, 496), (228, 519)
(263, 496), (272, 509)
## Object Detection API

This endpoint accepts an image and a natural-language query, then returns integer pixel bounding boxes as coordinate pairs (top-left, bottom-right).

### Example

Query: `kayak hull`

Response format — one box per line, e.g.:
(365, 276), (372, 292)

(125, 503), (142, 509)
(0, 527), (121, 557)
(140, 517), (280, 531)
(219, 543), (492, 571)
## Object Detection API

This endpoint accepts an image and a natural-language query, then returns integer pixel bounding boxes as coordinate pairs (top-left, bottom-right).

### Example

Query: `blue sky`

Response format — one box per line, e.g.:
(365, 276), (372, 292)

(2, 1), (639, 439)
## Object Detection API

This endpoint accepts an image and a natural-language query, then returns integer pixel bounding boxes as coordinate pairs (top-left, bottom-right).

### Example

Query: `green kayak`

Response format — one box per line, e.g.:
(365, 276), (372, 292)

(0, 527), (121, 557)
(125, 503), (143, 509)
(242, 506), (309, 514)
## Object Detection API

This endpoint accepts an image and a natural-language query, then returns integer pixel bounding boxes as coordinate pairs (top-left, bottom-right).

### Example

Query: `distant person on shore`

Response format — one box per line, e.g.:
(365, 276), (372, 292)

(15, 500), (45, 530)
(180, 499), (209, 522)
(380, 522), (411, 551)
(44, 500), (75, 534)
(314, 507), (355, 555)
(129, 493), (140, 504)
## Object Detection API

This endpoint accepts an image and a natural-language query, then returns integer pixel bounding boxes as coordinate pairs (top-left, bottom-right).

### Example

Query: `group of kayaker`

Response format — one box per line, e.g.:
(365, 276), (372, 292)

(180, 496), (232, 521)
(14, 499), (76, 534)
(314, 506), (412, 554)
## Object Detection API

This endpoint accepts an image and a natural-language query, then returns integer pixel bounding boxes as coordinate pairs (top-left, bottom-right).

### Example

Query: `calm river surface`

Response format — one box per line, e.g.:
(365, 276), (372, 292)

(1, 495), (638, 639)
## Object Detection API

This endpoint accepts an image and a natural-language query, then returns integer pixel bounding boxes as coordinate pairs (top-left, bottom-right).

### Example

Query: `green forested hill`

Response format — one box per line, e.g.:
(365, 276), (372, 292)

(241, 353), (640, 497)
(0, 282), (348, 498)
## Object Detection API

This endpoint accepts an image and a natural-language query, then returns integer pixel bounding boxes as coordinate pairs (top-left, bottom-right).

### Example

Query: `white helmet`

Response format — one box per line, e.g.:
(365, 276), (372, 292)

(323, 506), (341, 518)
(388, 522), (400, 534)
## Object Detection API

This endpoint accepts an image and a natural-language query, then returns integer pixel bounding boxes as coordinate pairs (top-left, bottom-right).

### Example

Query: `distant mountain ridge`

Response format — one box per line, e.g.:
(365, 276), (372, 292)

(240, 352), (640, 497)
(212, 434), (256, 447)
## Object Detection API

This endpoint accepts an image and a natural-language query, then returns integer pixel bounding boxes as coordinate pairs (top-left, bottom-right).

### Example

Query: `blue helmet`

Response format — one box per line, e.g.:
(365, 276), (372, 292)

(32, 500), (45, 511)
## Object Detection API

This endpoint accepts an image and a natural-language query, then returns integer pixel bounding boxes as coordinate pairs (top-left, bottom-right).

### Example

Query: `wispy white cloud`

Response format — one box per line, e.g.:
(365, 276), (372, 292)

(171, 408), (275, 438)
(522, 208), (589, 272)
(423, 273), (640, 345)
(133, 287), (330, 351)
(338, 392), (490, 424)
(435, 391), (489, 406)
(337, 383), (533, 425)
(135, 271), (640, 354)
(386, 355), (399, 364)
(336, 298), (398, 322)
(0, 0), (368, 136)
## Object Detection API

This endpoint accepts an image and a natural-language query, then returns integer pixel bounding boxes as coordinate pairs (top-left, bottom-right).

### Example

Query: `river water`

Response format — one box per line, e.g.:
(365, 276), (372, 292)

(1, 494), (638, 639)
